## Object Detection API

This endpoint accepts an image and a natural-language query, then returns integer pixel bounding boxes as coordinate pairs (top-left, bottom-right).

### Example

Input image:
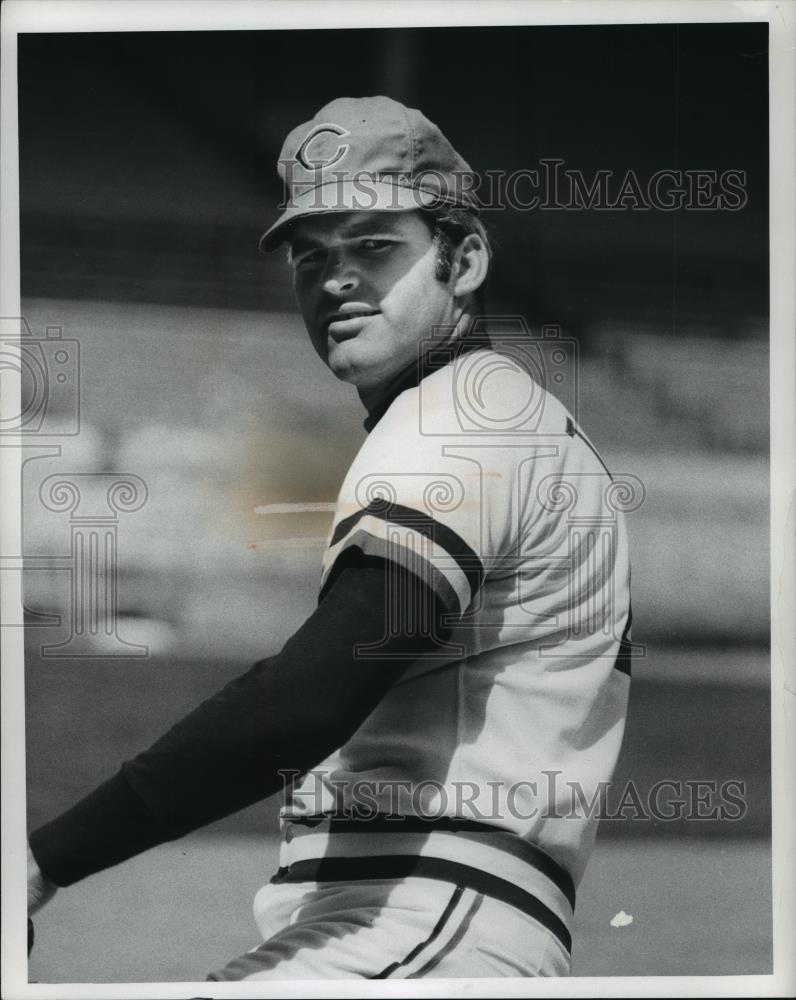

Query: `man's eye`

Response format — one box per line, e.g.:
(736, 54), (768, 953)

(294, 250), (323, 268)
(358, 239), (394, 253)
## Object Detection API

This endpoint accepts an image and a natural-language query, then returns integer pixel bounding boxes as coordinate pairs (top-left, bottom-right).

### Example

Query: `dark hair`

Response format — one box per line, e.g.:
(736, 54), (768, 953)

(423, 205), (492, 312)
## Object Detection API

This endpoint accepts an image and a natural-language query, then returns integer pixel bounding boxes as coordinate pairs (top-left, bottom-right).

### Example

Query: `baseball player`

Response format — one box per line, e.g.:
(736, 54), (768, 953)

(27, 97), (632, 979)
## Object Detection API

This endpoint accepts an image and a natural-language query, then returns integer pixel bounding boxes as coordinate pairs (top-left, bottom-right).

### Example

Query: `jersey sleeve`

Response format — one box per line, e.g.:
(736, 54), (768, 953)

(28, 552), (450, 887)
(320, 373), (522, 618)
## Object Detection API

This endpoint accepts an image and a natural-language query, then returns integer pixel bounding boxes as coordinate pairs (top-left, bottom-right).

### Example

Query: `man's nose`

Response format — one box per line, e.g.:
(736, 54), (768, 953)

(321, 254), (360, 296)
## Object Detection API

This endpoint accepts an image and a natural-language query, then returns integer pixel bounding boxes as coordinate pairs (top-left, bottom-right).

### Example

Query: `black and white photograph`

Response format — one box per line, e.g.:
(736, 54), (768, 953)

(1, 0), (793, 995)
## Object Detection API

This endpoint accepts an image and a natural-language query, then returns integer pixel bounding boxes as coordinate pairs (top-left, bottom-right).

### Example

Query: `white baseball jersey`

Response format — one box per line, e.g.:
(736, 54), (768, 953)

(276, 341), (633, 958)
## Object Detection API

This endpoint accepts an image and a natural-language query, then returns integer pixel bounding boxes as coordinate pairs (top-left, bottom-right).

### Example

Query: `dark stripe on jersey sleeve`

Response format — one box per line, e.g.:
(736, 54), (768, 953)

(614, 602), (633, 677)
(330, 499), (484, 600)
(319, 533), (461, 617)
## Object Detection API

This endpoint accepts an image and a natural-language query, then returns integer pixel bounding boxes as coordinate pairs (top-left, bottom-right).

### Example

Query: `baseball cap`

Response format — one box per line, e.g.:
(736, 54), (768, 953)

(260, 96), (480, 252)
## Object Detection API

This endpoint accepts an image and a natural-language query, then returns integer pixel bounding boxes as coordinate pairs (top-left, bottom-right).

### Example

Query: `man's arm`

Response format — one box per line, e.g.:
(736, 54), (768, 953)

(28, 550), (452, 891)
(28, 846), (57, 916)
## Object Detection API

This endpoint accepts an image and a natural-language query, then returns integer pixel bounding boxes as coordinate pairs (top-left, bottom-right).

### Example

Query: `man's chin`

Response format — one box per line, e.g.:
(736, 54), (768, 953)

(326, 345), (385, 389)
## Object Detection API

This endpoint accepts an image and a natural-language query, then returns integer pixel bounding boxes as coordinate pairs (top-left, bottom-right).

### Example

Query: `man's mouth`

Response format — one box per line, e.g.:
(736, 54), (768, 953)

(325, 306), (380, 341)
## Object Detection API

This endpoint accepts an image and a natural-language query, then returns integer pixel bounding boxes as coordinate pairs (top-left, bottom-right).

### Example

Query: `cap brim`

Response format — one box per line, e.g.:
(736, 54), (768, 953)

(259, 181), (448, 252)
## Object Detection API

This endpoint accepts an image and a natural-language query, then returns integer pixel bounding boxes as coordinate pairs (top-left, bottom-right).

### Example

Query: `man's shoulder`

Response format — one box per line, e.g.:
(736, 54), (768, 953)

(385, 346), (573, 438)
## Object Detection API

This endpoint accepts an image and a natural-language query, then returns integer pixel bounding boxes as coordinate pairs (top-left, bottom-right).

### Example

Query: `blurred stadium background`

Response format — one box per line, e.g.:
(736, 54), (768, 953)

(17, 24), (770, 980)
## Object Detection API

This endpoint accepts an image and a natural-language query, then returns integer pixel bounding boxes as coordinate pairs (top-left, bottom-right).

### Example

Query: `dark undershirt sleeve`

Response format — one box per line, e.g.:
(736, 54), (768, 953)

(28, 551), (452, 887)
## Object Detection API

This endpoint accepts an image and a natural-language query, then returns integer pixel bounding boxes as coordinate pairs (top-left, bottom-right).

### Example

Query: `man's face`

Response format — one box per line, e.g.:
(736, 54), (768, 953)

(289, 210), (457, 392)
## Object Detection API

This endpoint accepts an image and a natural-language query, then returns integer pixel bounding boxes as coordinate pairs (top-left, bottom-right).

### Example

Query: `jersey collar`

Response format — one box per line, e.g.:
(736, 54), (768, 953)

(362, 332), (493, 433)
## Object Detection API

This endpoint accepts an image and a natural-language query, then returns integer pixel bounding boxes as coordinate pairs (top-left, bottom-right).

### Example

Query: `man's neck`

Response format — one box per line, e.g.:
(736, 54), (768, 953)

(358, 309), (491, 432)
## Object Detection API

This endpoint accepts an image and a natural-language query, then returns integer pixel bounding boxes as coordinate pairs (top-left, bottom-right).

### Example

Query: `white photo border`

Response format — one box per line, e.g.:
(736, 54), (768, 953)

(1, 1), (793, 997)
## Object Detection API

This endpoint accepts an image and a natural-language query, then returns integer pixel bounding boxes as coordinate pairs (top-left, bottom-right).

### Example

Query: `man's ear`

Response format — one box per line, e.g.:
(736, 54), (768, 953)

(452, 234), (489, 300)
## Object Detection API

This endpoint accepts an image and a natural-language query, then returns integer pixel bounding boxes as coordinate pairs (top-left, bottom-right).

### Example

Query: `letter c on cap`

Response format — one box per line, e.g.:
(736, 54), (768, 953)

(297, 123), (350, 170)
